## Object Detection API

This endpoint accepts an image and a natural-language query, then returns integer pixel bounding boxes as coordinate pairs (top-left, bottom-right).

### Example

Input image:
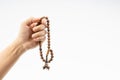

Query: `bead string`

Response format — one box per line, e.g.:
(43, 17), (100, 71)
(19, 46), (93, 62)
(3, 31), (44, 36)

(36, 17), (54, 70)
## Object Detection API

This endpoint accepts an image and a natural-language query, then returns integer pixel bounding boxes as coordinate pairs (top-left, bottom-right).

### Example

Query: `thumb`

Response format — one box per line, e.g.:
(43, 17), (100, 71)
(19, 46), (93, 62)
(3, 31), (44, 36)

(23, 17), (40, 26)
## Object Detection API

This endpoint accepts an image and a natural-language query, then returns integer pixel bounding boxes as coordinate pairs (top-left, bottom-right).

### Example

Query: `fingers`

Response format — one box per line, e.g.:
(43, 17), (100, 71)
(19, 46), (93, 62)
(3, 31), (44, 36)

(26, 17), (48, 26)
(32, 30), (46, 38)
(32, 24), (45, 32)
(30, 17), (40, 25)
(23, 17), (41, 26)
(24, 17), (48, 42)
(31, 24), (46, 42)
(29, 17), (48, 29)
(33, 36), (46, 42)
(41, 18), (48, 27)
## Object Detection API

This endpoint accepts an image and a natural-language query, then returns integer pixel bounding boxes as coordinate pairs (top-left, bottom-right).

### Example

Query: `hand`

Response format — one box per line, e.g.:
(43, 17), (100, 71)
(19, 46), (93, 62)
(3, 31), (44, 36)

(16, 17), (47, 50)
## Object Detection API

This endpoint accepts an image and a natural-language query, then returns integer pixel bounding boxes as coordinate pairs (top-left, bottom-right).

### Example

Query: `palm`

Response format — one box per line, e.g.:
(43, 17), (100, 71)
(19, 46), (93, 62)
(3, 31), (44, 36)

(19, 25), (38, 50)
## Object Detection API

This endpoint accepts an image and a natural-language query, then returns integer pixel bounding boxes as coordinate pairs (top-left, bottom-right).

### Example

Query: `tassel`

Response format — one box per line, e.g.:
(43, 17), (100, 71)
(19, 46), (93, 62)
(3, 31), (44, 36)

(43, 63), (50, 70)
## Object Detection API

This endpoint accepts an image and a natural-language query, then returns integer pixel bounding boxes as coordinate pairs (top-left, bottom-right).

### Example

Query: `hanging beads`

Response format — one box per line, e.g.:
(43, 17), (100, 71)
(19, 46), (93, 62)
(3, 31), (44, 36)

(36, 17), (54, 70)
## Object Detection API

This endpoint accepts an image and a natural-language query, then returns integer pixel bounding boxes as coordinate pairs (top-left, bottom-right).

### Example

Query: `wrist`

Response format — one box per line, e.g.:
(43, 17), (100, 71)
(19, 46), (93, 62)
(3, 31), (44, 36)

(13, 38), (27, 55)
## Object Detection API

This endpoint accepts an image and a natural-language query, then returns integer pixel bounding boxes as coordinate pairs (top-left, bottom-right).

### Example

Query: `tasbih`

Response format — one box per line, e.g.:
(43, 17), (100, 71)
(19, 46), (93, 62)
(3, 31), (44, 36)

(36, 17), (54, 70)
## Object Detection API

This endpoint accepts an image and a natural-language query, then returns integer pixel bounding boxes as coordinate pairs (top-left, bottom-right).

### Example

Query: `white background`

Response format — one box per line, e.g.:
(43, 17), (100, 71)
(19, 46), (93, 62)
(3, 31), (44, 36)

(0, 0), (120, 80)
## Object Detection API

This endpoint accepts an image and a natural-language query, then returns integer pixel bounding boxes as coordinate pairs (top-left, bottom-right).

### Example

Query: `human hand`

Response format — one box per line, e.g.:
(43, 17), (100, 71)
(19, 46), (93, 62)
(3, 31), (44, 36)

(16, 17), (47, 51)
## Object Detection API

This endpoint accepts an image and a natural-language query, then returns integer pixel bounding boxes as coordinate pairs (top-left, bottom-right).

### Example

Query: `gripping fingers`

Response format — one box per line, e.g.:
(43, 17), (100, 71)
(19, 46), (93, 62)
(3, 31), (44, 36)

(32, 24), (46, 32)
(33, 36), (46, 42)
(32, 30), (46, 38)
(32, 30), (46, 41)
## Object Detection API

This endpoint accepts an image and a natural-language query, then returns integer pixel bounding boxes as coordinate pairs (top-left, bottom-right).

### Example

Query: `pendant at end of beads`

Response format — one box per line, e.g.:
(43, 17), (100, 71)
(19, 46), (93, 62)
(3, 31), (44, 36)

(43, 63), (50, 70)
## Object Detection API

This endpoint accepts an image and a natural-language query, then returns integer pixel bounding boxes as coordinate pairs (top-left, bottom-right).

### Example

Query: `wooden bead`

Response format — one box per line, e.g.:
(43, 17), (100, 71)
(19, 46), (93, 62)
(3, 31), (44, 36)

(37, 17), (54, 70)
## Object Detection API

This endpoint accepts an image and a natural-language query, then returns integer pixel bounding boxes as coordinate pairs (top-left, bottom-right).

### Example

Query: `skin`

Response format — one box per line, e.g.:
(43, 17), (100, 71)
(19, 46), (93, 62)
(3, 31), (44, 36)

(0, 17), (47, 79)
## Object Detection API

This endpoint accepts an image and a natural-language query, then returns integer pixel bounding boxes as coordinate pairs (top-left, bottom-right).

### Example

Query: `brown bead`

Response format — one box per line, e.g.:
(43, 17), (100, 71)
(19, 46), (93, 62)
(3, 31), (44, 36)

(37, 17), (54, 70)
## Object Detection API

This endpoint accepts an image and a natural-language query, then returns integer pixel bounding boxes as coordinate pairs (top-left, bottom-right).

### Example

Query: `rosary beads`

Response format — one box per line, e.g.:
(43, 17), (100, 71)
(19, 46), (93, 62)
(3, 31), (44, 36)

(36, 17), (54, 70)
